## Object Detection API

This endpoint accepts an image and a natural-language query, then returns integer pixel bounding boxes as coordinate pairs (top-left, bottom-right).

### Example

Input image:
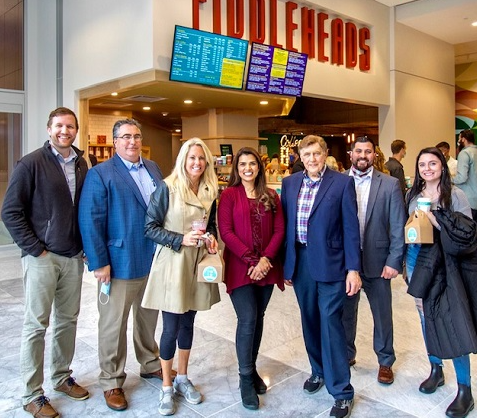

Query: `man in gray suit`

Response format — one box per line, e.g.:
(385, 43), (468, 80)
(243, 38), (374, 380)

(343, 136), (406, 385)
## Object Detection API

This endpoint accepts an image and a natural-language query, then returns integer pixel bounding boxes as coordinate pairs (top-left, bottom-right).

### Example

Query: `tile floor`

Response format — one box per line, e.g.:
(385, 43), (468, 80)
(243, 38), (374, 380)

(0, 244), (475, 418)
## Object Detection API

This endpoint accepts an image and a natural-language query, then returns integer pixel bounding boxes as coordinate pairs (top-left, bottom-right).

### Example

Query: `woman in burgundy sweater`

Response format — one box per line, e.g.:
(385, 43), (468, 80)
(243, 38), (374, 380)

(218, 147), (285, 411)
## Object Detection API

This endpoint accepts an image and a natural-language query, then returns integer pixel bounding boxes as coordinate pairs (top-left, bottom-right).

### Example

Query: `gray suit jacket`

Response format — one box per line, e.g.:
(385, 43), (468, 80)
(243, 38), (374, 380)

(347, 169), (407, 277)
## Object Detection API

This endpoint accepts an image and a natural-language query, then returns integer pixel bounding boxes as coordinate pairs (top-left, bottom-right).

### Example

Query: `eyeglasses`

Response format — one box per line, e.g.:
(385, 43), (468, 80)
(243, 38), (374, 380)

(116, 134), (142, 141)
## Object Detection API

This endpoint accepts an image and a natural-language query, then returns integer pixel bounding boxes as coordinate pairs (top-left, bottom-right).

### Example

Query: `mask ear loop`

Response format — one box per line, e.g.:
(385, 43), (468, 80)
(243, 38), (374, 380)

(99, 292), (110, 305)
(99, 282), (110, 305)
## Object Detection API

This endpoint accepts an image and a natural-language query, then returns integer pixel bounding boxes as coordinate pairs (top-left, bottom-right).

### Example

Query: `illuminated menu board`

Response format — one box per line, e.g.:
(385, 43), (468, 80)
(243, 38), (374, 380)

(170, 26), (249, 90)
(245, 43), (308, 96)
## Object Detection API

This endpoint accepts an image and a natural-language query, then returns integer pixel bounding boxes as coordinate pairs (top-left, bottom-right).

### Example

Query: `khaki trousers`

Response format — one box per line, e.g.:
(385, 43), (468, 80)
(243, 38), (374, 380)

(98, 276), (160, 391)
(21, 251), (84, 405)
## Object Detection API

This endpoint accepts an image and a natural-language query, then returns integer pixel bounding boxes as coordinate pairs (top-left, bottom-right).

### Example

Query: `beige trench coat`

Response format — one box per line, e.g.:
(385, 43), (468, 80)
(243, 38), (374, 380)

(142, 178), (220, 313)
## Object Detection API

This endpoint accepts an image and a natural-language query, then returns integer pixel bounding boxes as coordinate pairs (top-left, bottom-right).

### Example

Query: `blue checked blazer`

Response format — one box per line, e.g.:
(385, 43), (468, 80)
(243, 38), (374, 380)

(79, 153), (163, 279)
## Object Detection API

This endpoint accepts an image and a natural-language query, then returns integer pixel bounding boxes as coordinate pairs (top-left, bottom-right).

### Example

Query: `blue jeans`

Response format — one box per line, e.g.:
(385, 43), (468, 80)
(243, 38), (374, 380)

(230, 284), (274, 375)
(407, 245), (471, 386)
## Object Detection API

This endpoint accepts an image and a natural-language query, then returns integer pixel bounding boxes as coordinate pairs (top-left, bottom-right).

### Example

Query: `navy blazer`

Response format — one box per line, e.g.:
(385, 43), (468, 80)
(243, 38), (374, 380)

(79, 154), (163, 279)
(281, 168), (361, 282)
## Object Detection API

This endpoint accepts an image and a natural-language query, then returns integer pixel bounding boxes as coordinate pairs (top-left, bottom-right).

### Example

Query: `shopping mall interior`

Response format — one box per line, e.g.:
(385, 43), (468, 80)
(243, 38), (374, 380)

(1, 0), (477, 416)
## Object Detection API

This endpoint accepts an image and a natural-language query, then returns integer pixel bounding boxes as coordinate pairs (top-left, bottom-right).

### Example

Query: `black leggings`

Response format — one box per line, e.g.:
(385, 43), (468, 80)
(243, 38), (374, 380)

(160, 310), (197, 360)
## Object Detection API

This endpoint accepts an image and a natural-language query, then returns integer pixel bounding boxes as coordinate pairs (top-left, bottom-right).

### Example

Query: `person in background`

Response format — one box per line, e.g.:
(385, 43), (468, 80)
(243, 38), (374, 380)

(141, 137), (220, 416)
(266, 153), (288, 173)
(79, 118), (165, 412)
(373, 146), (390, 174)
(342, 137), (406, 385)
(326, 155), (339, 171)
(453, 129), (477, 220)
(405, 147), (474, 418)
(281, 135), (361, 418)
(385, 139), (407, 196)
(436, 141), (457, 178)
(218, 147), (285, 410)
(261, 154), (270, 167)
(1, 107), (89, 418)
(290, 145), (305, 174)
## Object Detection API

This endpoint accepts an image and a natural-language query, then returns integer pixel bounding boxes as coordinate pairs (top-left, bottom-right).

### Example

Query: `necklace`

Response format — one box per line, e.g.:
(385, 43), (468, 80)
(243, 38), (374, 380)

(422, 188), (439, 201)
(244, 187), (256, 198)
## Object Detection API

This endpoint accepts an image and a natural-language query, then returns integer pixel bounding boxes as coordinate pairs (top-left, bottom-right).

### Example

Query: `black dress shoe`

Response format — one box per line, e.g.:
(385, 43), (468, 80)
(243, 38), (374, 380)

(446, 384), (474, 418)
(420, 363), (445, 394)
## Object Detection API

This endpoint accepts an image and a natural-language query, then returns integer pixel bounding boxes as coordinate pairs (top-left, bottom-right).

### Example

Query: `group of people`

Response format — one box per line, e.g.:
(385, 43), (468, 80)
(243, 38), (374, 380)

(2, 106), (477, 418)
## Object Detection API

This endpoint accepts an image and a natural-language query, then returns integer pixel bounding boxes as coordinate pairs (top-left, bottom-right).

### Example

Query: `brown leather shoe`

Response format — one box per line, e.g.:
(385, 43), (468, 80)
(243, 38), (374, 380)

(54, 377), (89, 400)
(104, 388), (128, 411)
(378, 365), (394, 384)
(23, 396), (59, 418)
(140, 368), (177, 380)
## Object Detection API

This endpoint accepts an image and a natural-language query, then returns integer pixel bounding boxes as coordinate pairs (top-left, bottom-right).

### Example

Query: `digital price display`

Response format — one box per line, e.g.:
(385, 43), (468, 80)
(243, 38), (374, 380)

(170, 26), (249, 90)
(245, 43), (308, 96)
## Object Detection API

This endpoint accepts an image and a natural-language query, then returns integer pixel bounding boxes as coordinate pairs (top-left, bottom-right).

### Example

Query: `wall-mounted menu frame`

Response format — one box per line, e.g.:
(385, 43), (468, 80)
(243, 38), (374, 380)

(245, 43), (308, 97)
(170, 26), (249, 90)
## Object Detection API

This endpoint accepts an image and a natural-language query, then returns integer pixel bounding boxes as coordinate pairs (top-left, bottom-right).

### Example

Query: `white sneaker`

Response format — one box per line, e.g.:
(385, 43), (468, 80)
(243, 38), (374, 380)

(158, 388), (176, 416)
(173, 378), (202, 405)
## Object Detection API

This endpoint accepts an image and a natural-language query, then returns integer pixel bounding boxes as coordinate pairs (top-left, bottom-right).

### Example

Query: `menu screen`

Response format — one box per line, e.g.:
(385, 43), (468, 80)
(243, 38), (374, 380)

(245, 43), (308, 96)
(170, 26), (249, 90)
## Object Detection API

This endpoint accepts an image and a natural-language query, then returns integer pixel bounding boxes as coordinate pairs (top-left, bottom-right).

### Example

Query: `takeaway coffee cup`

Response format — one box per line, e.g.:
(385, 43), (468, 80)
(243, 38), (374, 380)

(192, 219), (207, 247)
(417, 197), (432, 212)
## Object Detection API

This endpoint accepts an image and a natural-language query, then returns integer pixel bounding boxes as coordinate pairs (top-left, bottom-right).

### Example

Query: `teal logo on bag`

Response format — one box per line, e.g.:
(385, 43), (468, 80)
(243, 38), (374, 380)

(202, 266), (218, 282)
(407, 227), (417, 243)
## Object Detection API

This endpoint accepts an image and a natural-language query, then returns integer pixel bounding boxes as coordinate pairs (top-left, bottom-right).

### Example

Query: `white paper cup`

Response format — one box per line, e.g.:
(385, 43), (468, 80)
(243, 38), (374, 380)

(417, 197), (431, 212)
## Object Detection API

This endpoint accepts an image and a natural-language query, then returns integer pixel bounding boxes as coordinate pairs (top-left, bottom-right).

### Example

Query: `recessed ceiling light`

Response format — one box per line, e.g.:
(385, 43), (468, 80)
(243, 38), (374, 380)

(260, 100), (268, 105)
(175, 129), (181, 132)
(184, 99), (193, 104)
(143, 106), (151, 110)
(111, 92), (118, 96)
(472, 21), (477, 27)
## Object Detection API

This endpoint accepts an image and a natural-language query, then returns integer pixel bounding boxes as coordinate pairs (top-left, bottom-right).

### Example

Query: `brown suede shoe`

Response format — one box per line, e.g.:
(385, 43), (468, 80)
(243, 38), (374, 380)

(54, 377), (89, 400)
(378, 365), (394, 384)
(140, 368), (177, 380)
(23, 396), (59, 418)
(104, 388), (128, 411)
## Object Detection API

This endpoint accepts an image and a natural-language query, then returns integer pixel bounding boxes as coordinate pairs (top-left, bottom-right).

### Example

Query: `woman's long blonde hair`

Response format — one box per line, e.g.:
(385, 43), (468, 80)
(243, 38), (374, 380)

(168, 137), (218, 201)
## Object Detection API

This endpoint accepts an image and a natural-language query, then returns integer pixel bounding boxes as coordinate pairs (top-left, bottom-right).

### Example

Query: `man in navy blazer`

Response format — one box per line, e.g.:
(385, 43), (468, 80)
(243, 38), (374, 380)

(342, 137), (406, 385)
(79, 119), (165, 411)
(281, 135), (361, 418)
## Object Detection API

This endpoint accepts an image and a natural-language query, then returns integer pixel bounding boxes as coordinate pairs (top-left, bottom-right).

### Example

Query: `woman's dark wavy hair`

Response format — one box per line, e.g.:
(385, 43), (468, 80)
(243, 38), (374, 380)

(228, 147), (277, 212)
(406, 147), (451, 210)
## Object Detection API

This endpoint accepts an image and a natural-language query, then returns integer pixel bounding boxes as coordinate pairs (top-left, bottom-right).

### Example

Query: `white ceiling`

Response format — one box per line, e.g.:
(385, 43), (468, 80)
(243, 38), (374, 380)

(375, 0), (477, 46)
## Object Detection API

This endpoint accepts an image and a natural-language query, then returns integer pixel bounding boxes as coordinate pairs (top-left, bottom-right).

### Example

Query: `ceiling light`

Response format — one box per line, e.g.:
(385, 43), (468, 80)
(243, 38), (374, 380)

(260, 100), (268, 105)
(472, 21), (477, 27)
(184, 99), (193, 104)
(111, 92), (118, 96)
(143, 106), (151, 110)
(175, 129), (181, 132)
(162, 112), (169, 116)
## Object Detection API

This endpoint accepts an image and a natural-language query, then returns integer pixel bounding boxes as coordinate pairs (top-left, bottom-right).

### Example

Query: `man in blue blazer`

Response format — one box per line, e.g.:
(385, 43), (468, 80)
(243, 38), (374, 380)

(343, 137), (406, 385)
(79, 119), (165, 411)
(281, 135), (361, 418)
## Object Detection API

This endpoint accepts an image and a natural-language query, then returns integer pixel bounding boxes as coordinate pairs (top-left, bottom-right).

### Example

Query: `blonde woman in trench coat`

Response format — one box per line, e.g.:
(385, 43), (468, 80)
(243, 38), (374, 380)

(142, 138), (220, 416)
